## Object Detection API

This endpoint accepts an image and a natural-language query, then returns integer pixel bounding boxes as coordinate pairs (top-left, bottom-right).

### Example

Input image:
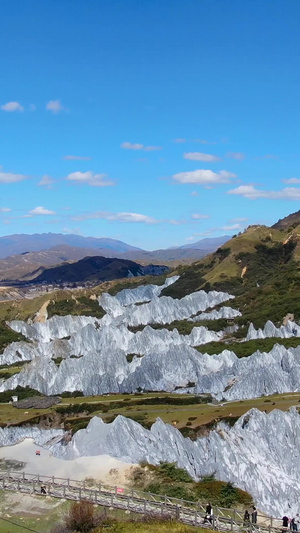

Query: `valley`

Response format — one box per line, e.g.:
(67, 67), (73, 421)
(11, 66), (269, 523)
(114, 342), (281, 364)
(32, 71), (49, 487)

(1, 213), (300, 522)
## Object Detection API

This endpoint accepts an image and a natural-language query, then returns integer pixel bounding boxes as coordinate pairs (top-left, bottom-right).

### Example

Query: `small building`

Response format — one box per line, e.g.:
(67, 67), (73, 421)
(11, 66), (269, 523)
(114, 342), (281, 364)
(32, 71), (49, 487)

(11, 396), (18, 403)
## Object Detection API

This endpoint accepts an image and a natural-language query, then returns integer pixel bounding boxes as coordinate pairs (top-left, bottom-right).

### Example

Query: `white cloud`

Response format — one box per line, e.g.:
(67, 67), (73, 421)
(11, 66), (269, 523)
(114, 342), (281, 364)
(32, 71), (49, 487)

(169, 219), (187, 225)
(1, 101), (24, 112)
(173, 138), (186, 143)
(228, 185), (300, 200)
(255, 154), (277, 160)
(46, 100), (64, 114)
(63, 155), (92, 161)
(62, 227), (82, 235)
(191, 191), (198, 196)
(227, 152), (245, 160)
(66, 171), (115, 187)
(186, 236), (195, 241)
(144, 145), (162, 152)
(0, 171), (26, 183)
(194, 139), (216, 145)
(230, 217), (248, 223)
(172, 169), (236, 185)
(121, 142), (162, 151)
(72, 211), (159, 224)
(184, 152), (221, 162)
(29, 206), (56, 215)
(282, 178), (300, 184)
(38, 175), (55, 188)
(0, 208), (11, 213)
(191, 213), (210, 220)
(221, 223), (242, 231)
(30, 104), (36, 112)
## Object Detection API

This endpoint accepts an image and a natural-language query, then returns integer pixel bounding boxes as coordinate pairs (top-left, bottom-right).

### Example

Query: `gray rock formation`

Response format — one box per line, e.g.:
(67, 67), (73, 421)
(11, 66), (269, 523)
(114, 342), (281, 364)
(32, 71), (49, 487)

(188, 306), (241, 322)
(2, 408), (298, 517)
(99, 289), (234, 327)
(115, 275), (179, 306)
(2, 336), (300, 399)
(48, 408), (300, 517)
(246, 320), (300, 341)
(10, 315), (100, 343)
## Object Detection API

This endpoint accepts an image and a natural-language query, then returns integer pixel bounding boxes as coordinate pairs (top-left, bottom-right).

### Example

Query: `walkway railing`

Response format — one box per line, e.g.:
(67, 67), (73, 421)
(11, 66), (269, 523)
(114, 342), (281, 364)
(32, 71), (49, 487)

(0, 471), (286, 531)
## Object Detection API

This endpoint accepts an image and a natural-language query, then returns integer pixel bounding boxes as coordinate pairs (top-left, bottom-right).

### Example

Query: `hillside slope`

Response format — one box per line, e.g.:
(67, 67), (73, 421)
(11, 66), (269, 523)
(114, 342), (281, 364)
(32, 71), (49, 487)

(0, 233), (142, 259)
(162, 219), (300, 328)
(33, 255), (169, 284)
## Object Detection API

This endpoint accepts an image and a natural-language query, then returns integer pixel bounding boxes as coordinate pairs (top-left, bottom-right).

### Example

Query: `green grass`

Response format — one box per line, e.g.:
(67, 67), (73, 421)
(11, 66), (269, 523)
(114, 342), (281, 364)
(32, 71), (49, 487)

(129, 318), (229, 335)
(0, 492), (70, 533)
(131, 462), (252, 508)
(161, 229), (300, 329)
(47, 296), (105, 319)
(0, 322), (28, 353)
(196, 337), (300, 357)
(0, 389), (300, 440)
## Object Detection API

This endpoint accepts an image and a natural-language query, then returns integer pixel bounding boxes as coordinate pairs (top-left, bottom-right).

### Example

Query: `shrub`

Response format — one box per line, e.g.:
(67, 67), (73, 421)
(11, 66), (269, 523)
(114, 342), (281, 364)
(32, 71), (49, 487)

(156, 462), (193, 483)
(65, 500), (96, 532)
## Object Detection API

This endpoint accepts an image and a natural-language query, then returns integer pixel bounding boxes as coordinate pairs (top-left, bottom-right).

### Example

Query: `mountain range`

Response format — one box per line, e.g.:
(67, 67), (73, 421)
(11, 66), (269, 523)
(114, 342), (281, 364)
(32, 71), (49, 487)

(0, 233), (229, 281)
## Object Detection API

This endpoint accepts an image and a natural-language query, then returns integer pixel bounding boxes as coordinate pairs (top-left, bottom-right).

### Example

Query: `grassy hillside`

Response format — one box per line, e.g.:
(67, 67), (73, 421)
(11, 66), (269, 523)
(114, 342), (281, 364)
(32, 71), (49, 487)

(130, 462), (252, 507)
(161, 221), (300, 328)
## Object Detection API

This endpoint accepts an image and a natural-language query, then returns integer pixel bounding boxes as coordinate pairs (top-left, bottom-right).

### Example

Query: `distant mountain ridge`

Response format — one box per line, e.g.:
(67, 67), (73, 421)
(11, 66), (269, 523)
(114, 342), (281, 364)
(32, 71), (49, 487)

(0, 233), (141, 259)
(0, 233), (230, 280)
(33, 256), (169, 284)
(272, 209), (300, 230)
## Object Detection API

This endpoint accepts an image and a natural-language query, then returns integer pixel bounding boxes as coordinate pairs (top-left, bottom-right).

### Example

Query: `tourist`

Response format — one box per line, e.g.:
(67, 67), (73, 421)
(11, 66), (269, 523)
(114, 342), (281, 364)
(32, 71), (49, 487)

(205, 502), (213, 524)
(251, 506), (258, 524)
(295, 514), (300, 531)
(244, 509), (250, 525)
(282, 515), (289, 532)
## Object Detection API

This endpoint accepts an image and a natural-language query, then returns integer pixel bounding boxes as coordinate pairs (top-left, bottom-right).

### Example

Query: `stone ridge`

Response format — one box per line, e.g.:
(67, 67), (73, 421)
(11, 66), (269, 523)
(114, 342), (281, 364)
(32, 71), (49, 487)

(0, 408), (299, 517)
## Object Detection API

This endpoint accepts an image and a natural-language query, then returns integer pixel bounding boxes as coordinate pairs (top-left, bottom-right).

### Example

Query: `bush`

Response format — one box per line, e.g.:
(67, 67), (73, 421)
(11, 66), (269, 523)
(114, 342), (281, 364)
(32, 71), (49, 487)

(156, 462), (193, 483)
(65, 500), (96, 532)
(47, 298), (105, 319)
(0, 386), (41, 403)
(0, 322), (28, 353)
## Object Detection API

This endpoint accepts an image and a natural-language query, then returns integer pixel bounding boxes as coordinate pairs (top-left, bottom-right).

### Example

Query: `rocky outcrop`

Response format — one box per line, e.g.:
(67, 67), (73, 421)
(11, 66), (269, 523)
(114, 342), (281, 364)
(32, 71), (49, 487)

(115, 275), (179, 306)
(188, 306), (241, 322)
(1, 408), (299, 516)
(99, 289), (234, 327)
(9, 315), (100, 343)
(4, 279), (300, 401)
(19, 407), (300, 517)
(2, 336), (300, 399)
(246, 320), (300, 340)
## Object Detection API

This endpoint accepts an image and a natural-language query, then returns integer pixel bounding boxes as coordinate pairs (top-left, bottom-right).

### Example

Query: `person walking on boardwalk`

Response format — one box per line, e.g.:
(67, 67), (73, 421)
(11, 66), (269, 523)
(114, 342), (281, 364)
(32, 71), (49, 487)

(282, 514), (289, 533)
(205, 502), (213, 524)
(244, 509), (250, 525)
(251, 506), (257, 524)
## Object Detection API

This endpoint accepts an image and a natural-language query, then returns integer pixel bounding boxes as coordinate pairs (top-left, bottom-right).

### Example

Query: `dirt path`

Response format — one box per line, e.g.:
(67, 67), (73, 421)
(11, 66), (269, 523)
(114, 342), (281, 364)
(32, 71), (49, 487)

(34, 300), (50, 323)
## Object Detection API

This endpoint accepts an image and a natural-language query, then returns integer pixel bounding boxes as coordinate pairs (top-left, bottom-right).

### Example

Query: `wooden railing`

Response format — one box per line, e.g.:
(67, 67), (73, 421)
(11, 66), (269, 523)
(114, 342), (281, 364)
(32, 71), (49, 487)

(0, 471), (286, 531)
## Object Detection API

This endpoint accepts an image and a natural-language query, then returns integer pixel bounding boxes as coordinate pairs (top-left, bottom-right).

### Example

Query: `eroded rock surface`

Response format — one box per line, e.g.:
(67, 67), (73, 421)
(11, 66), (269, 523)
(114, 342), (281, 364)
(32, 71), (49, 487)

(2, 408), (299, 517)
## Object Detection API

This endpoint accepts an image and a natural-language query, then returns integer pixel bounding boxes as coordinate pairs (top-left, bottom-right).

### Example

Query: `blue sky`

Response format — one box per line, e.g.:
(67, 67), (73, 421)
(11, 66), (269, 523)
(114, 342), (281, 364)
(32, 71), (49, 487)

(1, 0), (300, 250)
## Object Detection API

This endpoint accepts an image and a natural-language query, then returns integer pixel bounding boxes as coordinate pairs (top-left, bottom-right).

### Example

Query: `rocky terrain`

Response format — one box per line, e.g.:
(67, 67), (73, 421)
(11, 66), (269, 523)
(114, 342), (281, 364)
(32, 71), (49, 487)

(0, 408), (299, 517)
(1, 212), (300, 519)
(0, 273), (299, 401)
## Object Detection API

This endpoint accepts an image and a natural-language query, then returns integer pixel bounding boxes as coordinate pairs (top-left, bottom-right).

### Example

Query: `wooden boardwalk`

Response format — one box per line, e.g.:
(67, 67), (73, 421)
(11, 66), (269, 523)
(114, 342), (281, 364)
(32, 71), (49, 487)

(0, 471), (284, 531)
